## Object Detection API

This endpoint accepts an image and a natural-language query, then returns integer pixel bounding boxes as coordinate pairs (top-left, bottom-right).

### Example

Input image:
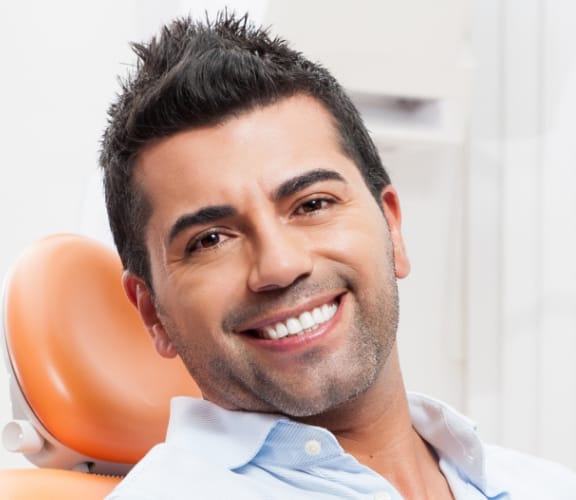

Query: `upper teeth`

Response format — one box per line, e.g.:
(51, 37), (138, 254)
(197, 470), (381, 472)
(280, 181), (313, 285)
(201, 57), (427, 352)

(259, 302), (337, 340)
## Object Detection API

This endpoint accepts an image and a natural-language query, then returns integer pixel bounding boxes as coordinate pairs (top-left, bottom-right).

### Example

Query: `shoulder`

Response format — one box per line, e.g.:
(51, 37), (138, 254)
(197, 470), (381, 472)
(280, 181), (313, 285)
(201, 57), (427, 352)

(484, 444), (576, 498)
(105, 444), (263, 500)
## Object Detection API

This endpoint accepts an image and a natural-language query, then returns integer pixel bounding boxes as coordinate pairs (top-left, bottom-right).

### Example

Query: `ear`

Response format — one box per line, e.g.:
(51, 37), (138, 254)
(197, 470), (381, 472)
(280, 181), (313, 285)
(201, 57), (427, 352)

(122, 271), (178, 358)
(380, 185), (411, 279)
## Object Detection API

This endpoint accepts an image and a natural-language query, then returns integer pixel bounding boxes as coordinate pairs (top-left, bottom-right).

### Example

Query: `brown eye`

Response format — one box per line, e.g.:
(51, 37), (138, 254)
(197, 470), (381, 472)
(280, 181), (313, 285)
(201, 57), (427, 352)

(296, 198), (334, 215)
(198, 232), (221, 248)
(301, 199), (323, 212)
(187, 231), (227, 254)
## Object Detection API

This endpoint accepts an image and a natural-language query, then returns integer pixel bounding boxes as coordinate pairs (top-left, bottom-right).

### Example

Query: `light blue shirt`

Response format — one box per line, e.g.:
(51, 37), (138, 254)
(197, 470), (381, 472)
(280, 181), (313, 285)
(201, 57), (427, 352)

(107, 393), (576, 499)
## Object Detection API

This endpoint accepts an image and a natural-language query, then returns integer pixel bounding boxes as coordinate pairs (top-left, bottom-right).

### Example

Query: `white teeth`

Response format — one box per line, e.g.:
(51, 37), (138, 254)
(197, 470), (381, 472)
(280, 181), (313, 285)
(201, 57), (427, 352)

(257, 301), (338, 340)
(286, 318), (303, 335)
(312, 307), (324, 324)
(275, 322), (289, 339)
(299, 311), (315, 329)
(264, 326), (278, 340)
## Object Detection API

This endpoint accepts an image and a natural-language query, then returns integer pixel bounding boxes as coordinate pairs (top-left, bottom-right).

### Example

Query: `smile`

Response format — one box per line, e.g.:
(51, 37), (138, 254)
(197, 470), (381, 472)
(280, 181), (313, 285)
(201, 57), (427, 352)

(254, 301), (338, 340)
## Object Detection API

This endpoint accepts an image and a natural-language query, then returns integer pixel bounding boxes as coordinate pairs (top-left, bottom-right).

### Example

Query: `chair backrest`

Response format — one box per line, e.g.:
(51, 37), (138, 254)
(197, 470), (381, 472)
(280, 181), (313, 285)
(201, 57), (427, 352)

(0, 468), (122, 499)
(1, 234), (201, 477)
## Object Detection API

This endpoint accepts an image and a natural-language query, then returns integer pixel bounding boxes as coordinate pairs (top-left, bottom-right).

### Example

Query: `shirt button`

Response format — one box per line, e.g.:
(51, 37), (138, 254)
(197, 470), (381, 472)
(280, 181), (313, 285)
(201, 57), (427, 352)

(373, 491), (392, 500)
(304, 439), (322, 456)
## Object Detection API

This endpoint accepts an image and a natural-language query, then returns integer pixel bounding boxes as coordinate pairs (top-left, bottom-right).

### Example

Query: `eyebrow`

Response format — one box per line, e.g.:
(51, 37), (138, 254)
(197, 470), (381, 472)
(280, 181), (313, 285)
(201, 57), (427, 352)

(272, 168), (346, 201)
(167, 168), (346, 245)
(168, 205), (237, 244)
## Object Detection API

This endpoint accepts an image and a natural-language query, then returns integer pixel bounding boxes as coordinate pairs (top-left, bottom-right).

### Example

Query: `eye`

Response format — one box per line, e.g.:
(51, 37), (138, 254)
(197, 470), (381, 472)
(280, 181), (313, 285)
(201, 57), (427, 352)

(294, 197), (335, 215)
(186, 230), (230, 254)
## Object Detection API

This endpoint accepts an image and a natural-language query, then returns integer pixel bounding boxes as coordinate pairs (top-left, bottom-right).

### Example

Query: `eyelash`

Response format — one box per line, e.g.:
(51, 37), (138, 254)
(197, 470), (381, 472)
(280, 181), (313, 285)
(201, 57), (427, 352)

(185, 229), (230, 254)
(184, 196), (337, 255)
(293, 196), (337, 216)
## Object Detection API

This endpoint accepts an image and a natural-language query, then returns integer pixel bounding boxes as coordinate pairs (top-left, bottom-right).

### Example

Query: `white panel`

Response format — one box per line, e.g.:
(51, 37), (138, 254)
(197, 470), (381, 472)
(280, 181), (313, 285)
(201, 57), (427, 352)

(265, 0), (467, 98)
(500, 0), (543, 454)
(467, 0), (576, 469)
(465, 0), (505, 443)
(539, 0), (576, 466)
(178, 0), (268, 22)
(385, 143), (467, 409)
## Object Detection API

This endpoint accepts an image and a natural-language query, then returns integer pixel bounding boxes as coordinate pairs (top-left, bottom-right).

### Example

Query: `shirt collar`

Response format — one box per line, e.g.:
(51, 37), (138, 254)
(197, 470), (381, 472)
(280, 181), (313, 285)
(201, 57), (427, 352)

(166, 396), (285, 469)
(407, 392), (507, 498)
(408, 393), (484, 483)
(166, 393), (504, 496)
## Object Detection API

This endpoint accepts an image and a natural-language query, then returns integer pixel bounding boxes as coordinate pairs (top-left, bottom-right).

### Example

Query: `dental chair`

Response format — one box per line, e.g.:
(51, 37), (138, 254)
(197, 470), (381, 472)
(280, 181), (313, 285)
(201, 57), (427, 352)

(0, 234), (200, 499)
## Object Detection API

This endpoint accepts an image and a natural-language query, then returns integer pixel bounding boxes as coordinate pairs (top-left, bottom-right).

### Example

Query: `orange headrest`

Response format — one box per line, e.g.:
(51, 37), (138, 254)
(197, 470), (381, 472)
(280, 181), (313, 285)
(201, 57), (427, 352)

(2, 234), (200, 473)
(0, 469), (121, 499)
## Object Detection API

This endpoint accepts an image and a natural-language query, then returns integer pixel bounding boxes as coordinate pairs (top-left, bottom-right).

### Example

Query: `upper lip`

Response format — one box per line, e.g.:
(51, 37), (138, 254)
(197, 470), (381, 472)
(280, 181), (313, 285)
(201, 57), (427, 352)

(236, 292), (344, 333)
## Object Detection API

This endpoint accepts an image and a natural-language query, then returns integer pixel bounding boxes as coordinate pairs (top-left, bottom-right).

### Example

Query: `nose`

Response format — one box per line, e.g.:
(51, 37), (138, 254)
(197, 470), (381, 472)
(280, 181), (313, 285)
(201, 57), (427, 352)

(247, 223), (313, 292)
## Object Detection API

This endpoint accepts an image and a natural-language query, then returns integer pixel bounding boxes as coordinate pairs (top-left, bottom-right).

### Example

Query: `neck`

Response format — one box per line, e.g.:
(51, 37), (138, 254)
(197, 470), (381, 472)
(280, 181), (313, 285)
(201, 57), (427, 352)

(296, 348), (453, 500)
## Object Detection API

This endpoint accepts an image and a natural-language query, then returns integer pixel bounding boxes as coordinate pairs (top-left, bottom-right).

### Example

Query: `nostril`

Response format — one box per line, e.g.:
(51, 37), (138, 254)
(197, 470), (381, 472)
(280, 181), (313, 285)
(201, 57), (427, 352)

(255, 283), (283, 293)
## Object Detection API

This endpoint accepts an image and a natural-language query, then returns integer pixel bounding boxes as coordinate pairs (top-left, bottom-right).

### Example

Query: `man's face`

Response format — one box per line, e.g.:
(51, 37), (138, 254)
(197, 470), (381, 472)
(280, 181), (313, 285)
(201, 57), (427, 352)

(126, 95), (410, 417)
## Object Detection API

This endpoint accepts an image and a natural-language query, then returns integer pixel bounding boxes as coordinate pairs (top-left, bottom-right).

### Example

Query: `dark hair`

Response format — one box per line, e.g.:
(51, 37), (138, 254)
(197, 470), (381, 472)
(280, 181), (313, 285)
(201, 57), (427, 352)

(100, 12), (390, 289)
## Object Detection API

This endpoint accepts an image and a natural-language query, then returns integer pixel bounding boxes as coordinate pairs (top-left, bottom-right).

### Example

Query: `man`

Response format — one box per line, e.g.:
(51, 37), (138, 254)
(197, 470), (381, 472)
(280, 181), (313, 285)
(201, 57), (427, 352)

(100, 12), (576, 499)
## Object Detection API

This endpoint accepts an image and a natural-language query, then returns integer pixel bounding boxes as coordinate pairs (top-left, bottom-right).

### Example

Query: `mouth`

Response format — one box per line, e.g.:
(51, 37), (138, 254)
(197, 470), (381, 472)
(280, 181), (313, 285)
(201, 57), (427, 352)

(242, 296), (341, 341)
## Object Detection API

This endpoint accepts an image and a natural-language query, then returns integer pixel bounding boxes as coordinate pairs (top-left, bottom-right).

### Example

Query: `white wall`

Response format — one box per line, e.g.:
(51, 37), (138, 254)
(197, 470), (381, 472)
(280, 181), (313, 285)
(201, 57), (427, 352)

(465, 0), (576, 468)
(0, 0), (134, 469)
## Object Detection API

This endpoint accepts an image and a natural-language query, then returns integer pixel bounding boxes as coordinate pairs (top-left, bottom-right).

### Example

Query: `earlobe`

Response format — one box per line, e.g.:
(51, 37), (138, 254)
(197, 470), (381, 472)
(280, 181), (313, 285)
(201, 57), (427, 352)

(150, 322), (178, 358)
(122, 271), (178, 358)
(380, 186), (411, 279)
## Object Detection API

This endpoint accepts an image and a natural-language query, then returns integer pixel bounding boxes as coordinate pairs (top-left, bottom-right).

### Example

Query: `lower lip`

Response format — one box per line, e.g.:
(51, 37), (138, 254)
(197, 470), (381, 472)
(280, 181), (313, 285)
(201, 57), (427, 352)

(242, 294), (346, 352)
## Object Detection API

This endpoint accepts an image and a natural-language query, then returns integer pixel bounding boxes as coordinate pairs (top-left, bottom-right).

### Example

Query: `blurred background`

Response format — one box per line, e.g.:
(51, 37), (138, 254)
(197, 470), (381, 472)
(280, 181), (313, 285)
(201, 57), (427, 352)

(1, 0), (575, 471)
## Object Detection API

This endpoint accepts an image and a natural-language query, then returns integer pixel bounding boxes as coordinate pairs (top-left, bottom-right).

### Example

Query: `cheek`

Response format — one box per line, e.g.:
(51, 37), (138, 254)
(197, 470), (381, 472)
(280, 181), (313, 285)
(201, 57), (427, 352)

(165, 261), (248, 327)
(159, 287), (233, 364)
(313, 212), (391, 268)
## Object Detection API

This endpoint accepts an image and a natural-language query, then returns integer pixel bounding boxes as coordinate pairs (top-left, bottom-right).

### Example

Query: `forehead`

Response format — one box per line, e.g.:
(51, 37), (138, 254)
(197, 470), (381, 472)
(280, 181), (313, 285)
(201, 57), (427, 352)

(133, 95), (360, 220)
